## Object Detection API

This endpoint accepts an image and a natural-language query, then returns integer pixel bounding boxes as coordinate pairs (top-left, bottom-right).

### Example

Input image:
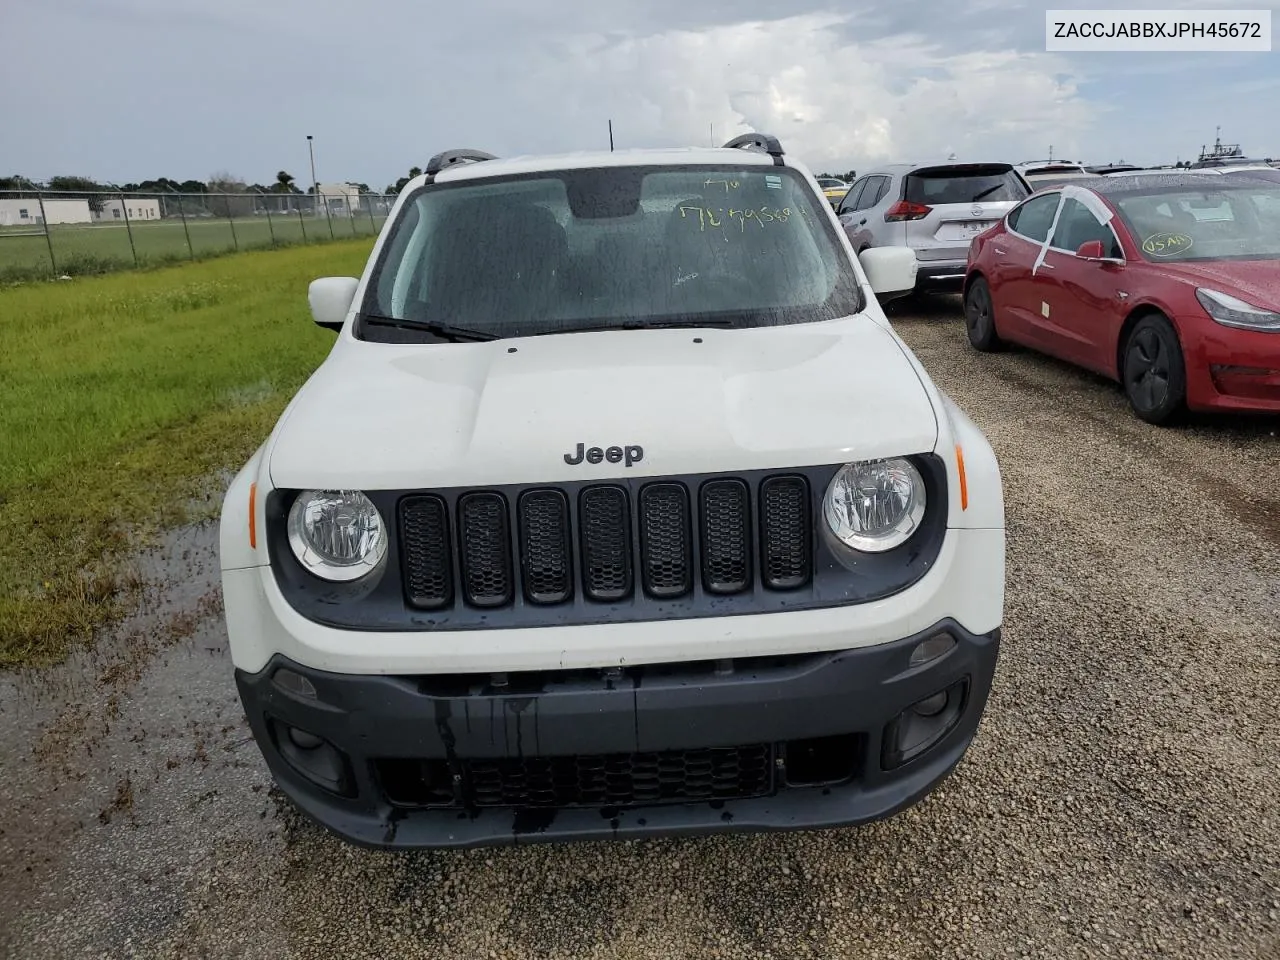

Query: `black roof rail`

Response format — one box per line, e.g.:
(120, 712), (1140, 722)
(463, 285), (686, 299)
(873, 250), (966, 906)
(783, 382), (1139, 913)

(423, 149), (498, 183)
(722, 133), (785, 166)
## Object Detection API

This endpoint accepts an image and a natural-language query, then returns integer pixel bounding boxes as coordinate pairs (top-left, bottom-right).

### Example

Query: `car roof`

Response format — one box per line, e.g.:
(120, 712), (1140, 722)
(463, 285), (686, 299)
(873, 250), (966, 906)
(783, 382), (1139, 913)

(1067, 172), (1261, 196)
(421, 147), (781, 187)
(859, 161), (1018, 176)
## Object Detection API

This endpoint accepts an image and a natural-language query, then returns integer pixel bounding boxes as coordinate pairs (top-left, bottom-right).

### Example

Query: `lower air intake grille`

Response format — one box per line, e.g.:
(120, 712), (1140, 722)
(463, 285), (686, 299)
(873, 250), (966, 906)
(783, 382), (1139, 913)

(379, 745), (774, 809)
(760, 476), (811, 590)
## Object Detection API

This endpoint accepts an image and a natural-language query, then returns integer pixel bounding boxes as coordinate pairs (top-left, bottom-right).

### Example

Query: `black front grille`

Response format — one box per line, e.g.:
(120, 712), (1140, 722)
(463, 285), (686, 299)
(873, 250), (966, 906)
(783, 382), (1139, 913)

(580, 486), (633, 601)
(458, 493), (513, 607)
(400, 496), (453, 609)
(379, 744), (774, 809)
(700, 480), (751, 594)
(760, 476), (812, 589)
(639, 483), (692, 598)
(400, 473), (814, 613)
(518, 490), (572, 604)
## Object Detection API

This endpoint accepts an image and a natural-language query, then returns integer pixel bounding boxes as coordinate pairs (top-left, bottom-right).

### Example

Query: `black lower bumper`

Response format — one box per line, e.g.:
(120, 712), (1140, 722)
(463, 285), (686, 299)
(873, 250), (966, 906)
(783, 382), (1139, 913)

(914, 260), (968, 291)
(235, 619), (999, 849)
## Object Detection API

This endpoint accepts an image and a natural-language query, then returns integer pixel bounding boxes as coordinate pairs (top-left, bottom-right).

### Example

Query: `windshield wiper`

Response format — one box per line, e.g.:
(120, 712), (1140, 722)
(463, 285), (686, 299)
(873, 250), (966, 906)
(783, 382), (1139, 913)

(362, 314), (499, 342)
(550, 318), (741, 335)
(971, 184), (1009, 202)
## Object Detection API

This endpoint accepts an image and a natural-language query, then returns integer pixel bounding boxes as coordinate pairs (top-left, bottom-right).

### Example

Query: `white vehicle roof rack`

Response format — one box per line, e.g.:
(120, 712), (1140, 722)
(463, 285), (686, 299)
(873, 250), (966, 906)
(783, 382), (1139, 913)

(423, 149), (498, 183)
(722, 133), (785, 166)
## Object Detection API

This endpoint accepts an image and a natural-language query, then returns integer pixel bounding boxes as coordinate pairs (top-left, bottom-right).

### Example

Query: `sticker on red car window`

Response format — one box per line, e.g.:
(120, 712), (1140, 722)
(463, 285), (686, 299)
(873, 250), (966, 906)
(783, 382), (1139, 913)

(1141, 233), (1193, 257)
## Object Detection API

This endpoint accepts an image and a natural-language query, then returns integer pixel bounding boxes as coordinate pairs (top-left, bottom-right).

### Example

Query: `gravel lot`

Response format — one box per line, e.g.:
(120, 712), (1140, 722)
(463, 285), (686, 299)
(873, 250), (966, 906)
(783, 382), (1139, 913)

(2, 296), (1278, 960)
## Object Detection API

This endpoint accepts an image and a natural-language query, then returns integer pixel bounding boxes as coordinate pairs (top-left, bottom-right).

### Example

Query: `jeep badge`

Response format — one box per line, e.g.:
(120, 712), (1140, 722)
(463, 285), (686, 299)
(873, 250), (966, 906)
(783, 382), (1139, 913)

(564, 443), (644, 467)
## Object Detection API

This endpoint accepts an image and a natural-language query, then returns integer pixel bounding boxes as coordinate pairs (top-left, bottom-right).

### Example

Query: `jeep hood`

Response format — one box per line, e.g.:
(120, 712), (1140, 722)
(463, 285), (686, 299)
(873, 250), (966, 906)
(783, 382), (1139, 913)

(268, 319), (939, 489)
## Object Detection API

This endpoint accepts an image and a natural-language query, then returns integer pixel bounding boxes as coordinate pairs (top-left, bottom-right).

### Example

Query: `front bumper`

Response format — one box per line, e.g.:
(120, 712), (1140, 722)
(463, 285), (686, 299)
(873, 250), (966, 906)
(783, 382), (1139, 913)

(1187, 326), (1280, 413)
(236, 619), (999, 849)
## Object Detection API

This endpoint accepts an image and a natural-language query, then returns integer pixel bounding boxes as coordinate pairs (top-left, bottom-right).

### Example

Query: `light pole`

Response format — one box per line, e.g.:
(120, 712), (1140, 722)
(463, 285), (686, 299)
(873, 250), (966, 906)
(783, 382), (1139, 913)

(307, 134), (318, 206)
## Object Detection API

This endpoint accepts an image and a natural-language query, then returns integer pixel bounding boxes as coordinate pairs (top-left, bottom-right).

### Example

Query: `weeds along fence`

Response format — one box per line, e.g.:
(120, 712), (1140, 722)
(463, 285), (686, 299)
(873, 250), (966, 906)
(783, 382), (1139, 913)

(0, 189), (397, 282)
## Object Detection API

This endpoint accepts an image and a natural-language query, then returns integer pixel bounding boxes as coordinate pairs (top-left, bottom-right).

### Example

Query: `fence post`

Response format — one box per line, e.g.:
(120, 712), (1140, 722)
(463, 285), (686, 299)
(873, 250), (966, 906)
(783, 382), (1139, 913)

(262, 194), (276, 246)
(224, 193), (239, 251)
(367, 196), (377, 235)
(175, 191), (194, 259)
(36, 191), (58, 276)
(322, 192), (335, 240)
(348, 197), (358, 237)
(296, 200), (308, 242)
(119, 191), (139, 267)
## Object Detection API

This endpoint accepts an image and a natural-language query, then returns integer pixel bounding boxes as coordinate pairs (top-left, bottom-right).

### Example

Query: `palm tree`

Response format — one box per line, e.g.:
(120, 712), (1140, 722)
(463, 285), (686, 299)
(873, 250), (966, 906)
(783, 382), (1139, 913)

(275, 170), (296, 212)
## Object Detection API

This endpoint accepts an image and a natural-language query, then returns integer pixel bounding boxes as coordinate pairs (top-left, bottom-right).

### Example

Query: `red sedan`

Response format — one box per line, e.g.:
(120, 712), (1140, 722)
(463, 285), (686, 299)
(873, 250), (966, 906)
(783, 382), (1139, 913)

(962, 173), (1280, 424)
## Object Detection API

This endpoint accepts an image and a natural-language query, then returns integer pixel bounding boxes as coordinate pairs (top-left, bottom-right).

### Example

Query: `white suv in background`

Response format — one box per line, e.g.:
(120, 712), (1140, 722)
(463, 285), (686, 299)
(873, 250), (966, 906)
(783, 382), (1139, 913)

(837, 162), (1032, 294)
(219, 135), (1006, 849)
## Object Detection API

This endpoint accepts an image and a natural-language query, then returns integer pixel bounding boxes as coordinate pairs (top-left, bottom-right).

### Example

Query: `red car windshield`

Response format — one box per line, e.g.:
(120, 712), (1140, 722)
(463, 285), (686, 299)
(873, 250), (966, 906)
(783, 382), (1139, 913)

(1114, 185), (1280, 262)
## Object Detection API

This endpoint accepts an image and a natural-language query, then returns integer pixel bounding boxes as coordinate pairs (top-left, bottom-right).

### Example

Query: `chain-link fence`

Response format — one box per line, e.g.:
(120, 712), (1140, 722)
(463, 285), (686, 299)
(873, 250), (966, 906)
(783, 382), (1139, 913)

(0, 189), (398, 281)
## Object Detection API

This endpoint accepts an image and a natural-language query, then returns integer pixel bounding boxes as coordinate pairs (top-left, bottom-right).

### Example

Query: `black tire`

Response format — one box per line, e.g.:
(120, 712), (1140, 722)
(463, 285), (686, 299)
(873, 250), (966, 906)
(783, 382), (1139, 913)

(1122, 314), (1187, 425)
(963, 277), (1002, 351)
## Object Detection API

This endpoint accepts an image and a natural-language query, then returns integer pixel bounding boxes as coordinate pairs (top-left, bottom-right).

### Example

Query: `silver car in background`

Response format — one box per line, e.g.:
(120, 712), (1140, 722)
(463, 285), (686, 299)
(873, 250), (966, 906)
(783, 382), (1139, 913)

(836, 162), (1032, 293)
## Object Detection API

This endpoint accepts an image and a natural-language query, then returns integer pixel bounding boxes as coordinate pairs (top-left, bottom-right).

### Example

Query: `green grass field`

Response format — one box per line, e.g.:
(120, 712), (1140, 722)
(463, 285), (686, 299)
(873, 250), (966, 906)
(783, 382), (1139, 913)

(0, 213), (387, 281)
(0, 238), (375, 667)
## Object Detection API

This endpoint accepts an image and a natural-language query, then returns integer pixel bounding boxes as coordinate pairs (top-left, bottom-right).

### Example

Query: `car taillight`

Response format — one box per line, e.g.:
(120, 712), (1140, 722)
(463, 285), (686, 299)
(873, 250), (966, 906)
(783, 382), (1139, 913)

(884, 201), (932, 222)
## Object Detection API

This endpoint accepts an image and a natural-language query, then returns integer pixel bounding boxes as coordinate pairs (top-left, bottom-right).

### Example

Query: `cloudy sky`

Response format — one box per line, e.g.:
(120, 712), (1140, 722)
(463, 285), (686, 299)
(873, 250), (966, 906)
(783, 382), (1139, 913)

(2, 0), (1276, 189)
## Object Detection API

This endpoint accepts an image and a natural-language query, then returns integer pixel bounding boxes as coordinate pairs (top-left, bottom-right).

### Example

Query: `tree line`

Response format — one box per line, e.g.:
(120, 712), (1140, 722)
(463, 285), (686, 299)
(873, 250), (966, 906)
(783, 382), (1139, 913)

(0, 171), (375, 197)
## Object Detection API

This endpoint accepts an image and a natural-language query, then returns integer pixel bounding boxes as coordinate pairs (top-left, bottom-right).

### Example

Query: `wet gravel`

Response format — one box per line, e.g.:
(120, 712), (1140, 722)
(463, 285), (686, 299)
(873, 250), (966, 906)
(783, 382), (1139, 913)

(1, 295), (1278, 959)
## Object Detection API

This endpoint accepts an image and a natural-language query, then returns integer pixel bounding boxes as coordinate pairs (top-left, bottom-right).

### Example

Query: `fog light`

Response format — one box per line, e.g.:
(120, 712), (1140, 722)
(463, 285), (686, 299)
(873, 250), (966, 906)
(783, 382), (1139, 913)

(273, 667), (317, 700)
(269, 719), (355, 797)
(910, 632), (956, 668)
(882, 678), (970, 770)
(913, 691), (948, 717)
(288, 727), (324, 749)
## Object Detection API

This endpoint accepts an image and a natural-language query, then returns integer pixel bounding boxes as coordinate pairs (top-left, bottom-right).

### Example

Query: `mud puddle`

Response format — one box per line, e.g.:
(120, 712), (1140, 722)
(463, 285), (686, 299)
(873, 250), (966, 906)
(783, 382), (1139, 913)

(0, 520), (282, 958)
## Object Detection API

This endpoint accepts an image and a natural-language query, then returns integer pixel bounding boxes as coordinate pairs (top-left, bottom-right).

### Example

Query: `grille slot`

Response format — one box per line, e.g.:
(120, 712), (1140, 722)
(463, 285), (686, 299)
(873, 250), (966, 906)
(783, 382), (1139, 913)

(700, 480), (751, 594)
(457, 493), (513, 607)
(518, 489), (573, 604)
(638, 483), (692, 598)
(579, 486), (633, 601)
(379, 745), (774, 809)
(760, 476), (811, 590)
(400, 496), (453, 609)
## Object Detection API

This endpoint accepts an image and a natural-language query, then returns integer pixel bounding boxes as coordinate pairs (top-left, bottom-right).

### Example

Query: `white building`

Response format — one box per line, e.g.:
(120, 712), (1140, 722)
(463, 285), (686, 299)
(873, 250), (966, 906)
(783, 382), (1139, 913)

(317, 182), (362, 216)
(0, 198), (92, 226)
(94, 198), (162, 222)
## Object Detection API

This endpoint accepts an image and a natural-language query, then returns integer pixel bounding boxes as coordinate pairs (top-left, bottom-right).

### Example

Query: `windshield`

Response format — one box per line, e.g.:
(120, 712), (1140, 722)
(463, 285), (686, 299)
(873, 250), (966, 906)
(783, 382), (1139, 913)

(1114, 185), (1280, 262)
(359, 165), (863, 341)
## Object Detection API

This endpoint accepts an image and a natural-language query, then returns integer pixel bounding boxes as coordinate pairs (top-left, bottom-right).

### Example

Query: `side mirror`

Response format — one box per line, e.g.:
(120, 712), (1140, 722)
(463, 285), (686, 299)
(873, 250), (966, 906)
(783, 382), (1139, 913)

(1075, 240), (1105, 260)
(308, 276), (359, 331)
(859, 247), (917, 300)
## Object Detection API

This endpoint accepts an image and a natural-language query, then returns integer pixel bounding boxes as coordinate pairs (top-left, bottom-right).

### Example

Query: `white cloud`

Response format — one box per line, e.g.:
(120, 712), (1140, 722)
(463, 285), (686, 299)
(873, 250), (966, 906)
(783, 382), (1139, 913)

(510, 13), (1096, 171)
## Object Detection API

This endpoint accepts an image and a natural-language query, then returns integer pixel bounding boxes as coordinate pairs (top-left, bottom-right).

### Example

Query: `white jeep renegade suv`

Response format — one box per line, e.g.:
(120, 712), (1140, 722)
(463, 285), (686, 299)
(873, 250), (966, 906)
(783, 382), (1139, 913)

(219, 134), (1005, 849)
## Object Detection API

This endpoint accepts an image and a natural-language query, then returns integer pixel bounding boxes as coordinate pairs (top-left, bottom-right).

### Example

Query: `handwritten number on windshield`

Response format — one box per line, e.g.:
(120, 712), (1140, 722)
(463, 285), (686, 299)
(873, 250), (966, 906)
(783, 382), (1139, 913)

(679, 205), (794, 232)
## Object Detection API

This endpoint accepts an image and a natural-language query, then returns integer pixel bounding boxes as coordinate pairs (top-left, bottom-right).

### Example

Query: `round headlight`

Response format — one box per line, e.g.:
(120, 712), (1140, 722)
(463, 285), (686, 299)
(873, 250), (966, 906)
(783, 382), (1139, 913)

(823, 458), (926, 553)
(287, 490), (387, 581)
